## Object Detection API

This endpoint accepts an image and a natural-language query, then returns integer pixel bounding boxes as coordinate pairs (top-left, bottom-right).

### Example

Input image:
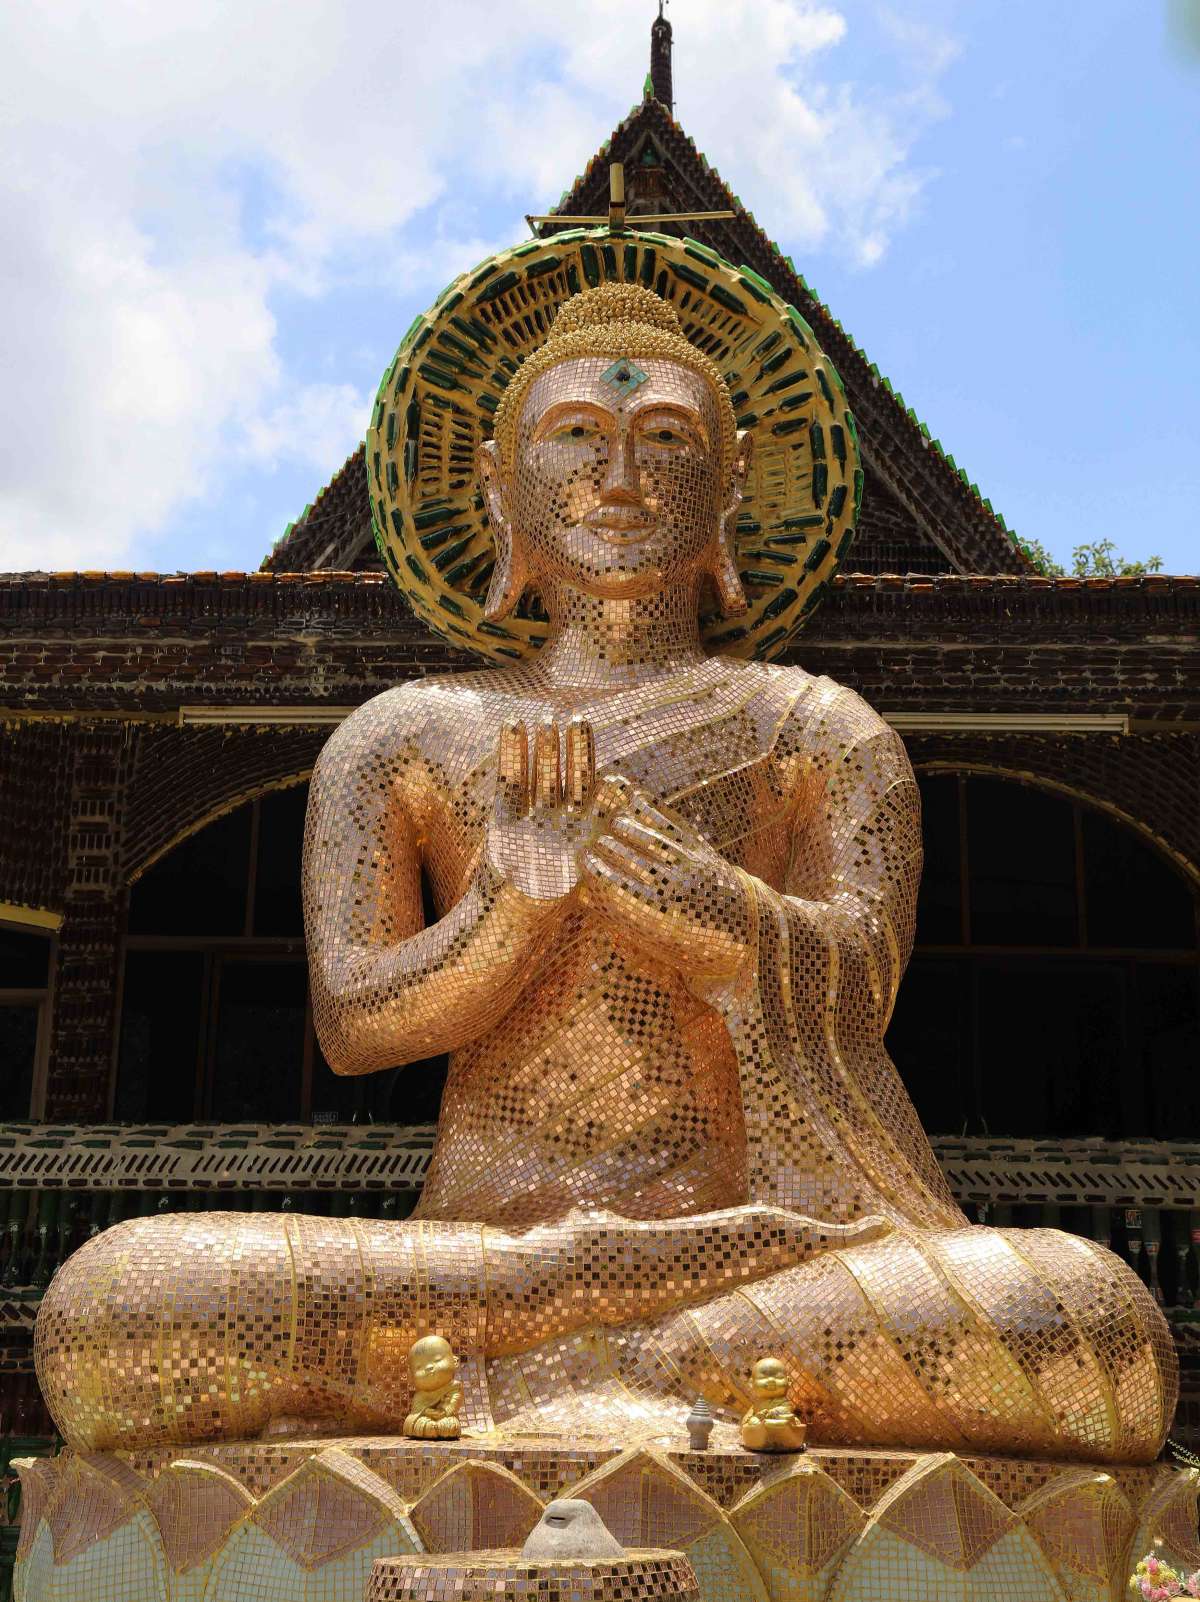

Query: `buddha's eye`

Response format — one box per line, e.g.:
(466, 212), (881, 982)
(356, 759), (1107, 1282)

(639, 420), (694, 450)
(547, 421), (601, 443)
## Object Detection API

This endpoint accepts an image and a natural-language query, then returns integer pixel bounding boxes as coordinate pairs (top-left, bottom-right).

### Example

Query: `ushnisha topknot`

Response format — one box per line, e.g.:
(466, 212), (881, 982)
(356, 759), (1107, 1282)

(493, 283), (737, 474)
(551, 282), (682, 337)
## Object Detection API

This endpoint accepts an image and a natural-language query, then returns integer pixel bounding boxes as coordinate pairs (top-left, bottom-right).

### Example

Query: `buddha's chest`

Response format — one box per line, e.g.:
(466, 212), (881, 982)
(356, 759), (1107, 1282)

(417, 676), (803, 904)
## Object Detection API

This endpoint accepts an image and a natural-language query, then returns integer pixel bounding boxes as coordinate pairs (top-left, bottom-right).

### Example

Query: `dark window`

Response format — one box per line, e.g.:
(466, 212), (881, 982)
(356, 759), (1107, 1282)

(114, 951), (206, 1122)
(1083, 808), (1197, 950)
(914, 775), (961, 945)
(253, 787), (308, 938)
(966, 777), (1077, 946)
(889, 774), (1200, 1141)
(885, 957), (973, 1131)
(115, 782), (448, 1127)
(209, 961), (307, 1122)
(1139, 963), (1200, 1137)
(128, 806), (252, 936)
(0, 1006), (38, 1118)
(0, 925), (51, 988)
(0, 923), (53, 1119)
(975, 962), (1125, 1138)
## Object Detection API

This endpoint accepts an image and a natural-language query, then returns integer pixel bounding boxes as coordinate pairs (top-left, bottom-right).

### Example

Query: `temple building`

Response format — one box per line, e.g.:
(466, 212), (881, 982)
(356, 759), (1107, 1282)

(2, 14), (1199, 1566)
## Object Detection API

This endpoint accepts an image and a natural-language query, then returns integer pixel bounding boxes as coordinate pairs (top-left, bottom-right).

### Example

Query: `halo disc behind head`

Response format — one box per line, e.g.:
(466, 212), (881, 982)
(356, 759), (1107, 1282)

(367, 228), (861, 663)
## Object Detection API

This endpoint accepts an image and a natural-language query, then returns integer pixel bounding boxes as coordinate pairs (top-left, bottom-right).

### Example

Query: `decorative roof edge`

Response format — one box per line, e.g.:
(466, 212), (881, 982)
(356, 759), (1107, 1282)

(0, 569), (1195, 597)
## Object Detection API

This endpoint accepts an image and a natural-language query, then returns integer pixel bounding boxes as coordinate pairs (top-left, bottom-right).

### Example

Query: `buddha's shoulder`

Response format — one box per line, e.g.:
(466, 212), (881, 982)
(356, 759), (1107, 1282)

(314, 669), (530, 770)
(752, 664), (897, 756)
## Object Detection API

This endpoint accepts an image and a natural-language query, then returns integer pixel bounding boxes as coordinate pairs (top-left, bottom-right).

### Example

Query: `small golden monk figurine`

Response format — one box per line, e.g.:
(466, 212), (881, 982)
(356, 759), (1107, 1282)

(741, 1357), (807, 1453)
(34, 262), (1176, 1467)
(402, 1335), (463, 1440)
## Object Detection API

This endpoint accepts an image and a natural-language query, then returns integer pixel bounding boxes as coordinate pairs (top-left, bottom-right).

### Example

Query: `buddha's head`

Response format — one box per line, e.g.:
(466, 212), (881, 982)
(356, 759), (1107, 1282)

(750, 1355), (790, 1401)
(478, 284), (752, 620)
(409, 1334), (458, 1392)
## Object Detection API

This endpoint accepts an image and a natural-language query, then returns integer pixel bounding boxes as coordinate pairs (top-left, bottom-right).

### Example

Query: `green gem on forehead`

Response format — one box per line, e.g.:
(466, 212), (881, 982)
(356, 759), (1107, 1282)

(600, 358), (648, 396)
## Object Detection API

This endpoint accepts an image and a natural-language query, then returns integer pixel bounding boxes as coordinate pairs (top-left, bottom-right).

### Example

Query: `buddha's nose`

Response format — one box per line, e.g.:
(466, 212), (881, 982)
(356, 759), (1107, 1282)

(601, 428), (643, 504)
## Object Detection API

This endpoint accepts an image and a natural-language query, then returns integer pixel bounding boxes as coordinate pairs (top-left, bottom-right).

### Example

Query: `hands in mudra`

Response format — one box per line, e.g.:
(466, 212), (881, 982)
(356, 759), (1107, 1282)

(483, 717), (754, 979)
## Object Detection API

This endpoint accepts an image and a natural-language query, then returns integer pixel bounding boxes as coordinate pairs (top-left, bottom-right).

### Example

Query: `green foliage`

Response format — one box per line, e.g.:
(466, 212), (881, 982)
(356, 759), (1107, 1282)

(1020, 537), (1164, 577)
(1070, 539), (1164, 576)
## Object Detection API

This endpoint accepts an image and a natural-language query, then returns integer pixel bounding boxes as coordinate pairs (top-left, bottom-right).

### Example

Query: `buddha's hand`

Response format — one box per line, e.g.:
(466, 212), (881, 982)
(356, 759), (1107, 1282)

(483, 718), (597, 907)
(581, 782), (755, 980)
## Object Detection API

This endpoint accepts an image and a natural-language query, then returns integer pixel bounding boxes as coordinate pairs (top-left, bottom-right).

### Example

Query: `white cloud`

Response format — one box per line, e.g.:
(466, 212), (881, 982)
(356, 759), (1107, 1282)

(244, 383), (373, 475)
(0, 0), (957, 572)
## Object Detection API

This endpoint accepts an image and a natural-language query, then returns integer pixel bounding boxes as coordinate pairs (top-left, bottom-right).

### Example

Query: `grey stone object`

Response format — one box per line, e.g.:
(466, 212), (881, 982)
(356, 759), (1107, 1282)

(520, 1499), (626, 1560)
(685, 1396), (715, 1450)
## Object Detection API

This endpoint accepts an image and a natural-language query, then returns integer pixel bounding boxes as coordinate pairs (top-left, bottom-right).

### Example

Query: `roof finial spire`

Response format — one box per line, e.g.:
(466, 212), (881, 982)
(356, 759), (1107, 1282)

(650, 0), (673, 114)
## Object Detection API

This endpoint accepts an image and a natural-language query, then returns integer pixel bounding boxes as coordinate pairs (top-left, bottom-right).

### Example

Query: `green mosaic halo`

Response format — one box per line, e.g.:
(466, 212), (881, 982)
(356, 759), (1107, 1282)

(367, 228), (862, 663)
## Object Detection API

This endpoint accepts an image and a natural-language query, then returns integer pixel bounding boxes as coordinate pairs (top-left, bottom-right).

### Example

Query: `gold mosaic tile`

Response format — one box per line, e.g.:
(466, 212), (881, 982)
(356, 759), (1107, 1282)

(366, 1550), (700, 1602)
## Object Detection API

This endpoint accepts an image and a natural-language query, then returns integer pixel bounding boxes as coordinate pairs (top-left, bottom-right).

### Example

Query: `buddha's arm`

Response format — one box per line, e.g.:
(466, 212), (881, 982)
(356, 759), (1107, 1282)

(303, 694), (556, 1075)
(764, 678), (962, 1222)
(777, 680), (923, 1032)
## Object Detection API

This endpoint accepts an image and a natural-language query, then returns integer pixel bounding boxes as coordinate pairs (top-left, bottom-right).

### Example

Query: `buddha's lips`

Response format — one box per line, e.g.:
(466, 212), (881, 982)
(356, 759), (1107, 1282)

(583, 507), (658, 543)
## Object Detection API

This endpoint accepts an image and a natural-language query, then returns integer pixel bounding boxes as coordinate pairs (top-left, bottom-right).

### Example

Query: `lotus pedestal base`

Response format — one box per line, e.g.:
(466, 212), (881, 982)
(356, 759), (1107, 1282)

(13, 1432), (1199, 1602)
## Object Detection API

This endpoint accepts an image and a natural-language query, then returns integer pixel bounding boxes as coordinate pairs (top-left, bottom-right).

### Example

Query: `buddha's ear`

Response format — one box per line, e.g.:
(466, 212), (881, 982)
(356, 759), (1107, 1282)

(478, 440), (529, 621)
(712, 429), (753, 616)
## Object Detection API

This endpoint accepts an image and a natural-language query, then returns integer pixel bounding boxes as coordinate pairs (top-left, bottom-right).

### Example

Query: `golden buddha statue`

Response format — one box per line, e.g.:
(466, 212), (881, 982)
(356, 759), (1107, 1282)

(402, 1336), (463, 1440)
(35, 256), (1176, 1468)
(740, 1357), (807, 1453)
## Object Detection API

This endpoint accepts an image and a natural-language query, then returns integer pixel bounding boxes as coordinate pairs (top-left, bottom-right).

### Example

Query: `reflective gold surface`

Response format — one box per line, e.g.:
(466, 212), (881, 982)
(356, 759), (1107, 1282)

(741, 1357), (808, 1452)
(365, 1550), (701, 1602)
(403, 1336), (463, 1440)
(36, 285), (1175, 1463)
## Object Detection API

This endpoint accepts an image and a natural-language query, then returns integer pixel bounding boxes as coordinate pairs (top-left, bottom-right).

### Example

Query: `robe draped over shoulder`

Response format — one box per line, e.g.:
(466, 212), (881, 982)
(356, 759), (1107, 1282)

(692, 672), (964, 1229)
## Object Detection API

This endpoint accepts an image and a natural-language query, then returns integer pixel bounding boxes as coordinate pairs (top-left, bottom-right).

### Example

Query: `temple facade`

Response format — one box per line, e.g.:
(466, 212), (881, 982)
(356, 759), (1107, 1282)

(2, 19), (1198, 1578)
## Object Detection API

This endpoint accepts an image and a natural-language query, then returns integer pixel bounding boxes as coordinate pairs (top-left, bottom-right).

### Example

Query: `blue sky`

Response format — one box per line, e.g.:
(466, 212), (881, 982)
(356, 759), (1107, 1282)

(1, 0), (1196, 576)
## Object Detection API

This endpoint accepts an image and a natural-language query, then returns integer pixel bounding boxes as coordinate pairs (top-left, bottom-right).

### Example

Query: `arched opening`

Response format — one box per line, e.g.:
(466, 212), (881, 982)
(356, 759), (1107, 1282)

(886, 771), (1200, 1142)
(113, 783), (447, 1126)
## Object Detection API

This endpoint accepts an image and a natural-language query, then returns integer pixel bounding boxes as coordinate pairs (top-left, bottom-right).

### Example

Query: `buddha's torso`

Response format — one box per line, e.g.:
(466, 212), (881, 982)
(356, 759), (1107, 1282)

(396, 656), (810, 1228)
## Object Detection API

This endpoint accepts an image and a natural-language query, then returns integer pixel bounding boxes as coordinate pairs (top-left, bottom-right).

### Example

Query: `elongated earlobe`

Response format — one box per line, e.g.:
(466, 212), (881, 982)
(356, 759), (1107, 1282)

(711, 543), (747, 615)
(484, 528), (530, 621)
(478, 441), (529, 620)
(712, 429), (754, 616)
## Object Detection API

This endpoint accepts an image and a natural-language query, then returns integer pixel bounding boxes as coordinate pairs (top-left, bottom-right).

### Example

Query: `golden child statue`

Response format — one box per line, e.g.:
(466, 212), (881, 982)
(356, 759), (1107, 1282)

(741, 1357), (807, 1453)
(35, 259), (1176, 1467)
(402, 1335), (463, 1440)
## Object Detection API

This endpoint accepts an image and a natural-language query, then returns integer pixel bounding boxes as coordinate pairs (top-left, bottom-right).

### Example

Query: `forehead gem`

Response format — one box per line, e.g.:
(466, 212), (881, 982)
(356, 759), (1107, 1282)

(600, 358), (648, 396)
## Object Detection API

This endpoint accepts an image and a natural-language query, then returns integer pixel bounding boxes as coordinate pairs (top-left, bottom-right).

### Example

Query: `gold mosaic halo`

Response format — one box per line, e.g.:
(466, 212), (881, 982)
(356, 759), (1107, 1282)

(367, 229), (862, 663)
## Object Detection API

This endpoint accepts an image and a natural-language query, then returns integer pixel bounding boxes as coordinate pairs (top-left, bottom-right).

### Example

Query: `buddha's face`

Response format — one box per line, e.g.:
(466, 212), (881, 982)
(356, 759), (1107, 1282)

(409, 1336), (457, 1391)
(508, 355), (726, 599)
(752, 1357), (790, 1400)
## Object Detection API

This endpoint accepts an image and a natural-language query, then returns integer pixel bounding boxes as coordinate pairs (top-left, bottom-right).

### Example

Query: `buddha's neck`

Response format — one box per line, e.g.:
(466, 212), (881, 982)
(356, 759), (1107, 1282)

(534, 578), (707, 690)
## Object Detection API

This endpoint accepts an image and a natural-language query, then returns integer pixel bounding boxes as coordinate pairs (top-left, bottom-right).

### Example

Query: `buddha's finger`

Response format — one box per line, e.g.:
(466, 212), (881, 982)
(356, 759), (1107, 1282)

(583, 854), (668, 937)
(564, 718), (596, 810)
(590, 773), (635, 829)
(609, 815), (680, 864)
(626, 791), (696, 845)
(497, 721), (529, 815)
(532, 722), (560, 810)
(589, 836), (661, 891)
(582, 850), (646, 903)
